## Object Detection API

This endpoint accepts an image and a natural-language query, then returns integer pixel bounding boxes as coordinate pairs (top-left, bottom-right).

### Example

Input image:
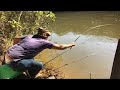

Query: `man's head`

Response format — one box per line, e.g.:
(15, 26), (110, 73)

(37, 27), (51, 39)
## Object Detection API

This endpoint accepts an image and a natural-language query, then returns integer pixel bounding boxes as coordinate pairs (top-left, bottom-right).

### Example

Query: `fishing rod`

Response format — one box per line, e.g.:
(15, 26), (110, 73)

(74, 24), (112, 42)
(43, 49), (70, 66)
(43, 24), (112, 66)
(43, 36), (92, 66)
(53, 53), (96, 71)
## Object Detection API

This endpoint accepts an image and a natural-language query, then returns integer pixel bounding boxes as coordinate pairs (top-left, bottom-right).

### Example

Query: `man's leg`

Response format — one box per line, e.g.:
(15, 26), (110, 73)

(16, 59), (43, 78)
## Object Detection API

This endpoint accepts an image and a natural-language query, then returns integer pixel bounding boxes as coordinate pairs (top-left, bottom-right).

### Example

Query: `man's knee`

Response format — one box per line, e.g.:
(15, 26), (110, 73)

(36, 61), (43, 70)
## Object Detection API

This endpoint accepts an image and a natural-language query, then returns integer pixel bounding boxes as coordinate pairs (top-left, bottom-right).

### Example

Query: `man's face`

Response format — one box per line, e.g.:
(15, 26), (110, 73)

(45, 31), (51, 39)
(46, 31), (51, 36)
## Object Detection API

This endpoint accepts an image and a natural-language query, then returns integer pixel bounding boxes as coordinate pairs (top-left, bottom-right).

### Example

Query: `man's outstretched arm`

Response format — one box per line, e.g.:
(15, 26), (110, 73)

(52, 42), (75, 50)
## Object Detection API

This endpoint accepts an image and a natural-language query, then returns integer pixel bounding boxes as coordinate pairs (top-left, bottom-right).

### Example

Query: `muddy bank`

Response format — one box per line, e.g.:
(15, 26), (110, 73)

(35, 66), (65, 79)
(13, 66), (65, 79)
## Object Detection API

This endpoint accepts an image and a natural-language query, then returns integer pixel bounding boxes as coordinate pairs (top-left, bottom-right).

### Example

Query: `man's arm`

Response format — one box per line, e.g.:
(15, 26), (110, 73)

(52, 42), (75, 50)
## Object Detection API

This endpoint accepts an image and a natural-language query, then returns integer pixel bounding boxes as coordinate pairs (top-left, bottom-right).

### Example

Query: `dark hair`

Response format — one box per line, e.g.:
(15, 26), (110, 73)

(37, 27), (49, 35)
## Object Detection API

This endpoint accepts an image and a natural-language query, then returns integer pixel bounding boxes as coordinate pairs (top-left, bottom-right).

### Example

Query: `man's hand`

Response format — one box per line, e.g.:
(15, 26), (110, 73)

(69, 42), (75, 49)
(52, 42), (75, 50)
(70, 42), (75, 47)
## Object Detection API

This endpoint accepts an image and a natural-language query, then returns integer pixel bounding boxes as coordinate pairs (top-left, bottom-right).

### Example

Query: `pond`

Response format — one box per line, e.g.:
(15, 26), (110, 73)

(36, 11), (120, 79)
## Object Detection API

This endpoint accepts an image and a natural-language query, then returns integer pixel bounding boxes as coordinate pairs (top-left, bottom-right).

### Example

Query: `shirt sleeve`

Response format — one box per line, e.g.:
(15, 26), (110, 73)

(44, 40), (55, 49)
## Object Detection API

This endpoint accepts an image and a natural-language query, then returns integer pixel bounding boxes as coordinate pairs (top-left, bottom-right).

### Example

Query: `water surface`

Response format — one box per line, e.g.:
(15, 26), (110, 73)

(36, 11), (120, 79)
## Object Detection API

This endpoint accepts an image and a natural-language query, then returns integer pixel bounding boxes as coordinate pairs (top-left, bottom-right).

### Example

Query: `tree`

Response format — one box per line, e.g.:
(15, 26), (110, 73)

(0, 11), (56, 55)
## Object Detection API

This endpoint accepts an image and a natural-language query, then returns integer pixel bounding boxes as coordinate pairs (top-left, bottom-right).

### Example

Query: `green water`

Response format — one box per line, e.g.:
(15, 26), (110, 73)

(38, 11), (120, 79)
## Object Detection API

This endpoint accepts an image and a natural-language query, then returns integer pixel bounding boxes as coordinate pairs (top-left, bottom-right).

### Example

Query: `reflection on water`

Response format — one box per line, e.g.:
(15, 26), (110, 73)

(50, 11), (120, 39)
(37, 11), (120, 79)
(51, 33), (117, 79)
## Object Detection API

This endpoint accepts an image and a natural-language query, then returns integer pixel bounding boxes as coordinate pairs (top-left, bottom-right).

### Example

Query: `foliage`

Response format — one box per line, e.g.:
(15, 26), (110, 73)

(0, 11), (56, 55)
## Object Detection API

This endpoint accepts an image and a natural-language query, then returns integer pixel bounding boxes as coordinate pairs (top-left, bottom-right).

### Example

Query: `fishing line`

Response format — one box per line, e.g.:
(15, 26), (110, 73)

(53, 53), (96, 71)
(43, 49), (70, 66)
(70, 24), (112, 49)
(43, 35), (94, 66)
(43, 24), (113, 66)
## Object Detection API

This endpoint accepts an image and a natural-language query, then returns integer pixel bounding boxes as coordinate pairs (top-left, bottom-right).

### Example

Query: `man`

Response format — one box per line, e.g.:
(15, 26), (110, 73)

(5, 27), (75, 78)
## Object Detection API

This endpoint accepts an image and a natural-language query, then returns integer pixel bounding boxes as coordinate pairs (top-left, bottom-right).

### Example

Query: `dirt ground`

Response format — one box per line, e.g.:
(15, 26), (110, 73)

(35, 67), (65, 79)
(13, 66), (65, 79)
